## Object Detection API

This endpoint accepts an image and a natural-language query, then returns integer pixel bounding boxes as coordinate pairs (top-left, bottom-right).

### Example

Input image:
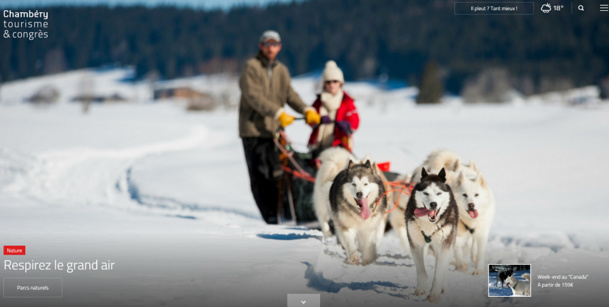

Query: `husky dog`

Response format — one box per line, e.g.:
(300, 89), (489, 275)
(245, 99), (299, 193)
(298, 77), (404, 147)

(313, 147), (356, 237)
(406, 168), (458, 303)
(329, 159), (387, 265)
(410, 150), (463, 184)
(496, 268), (514, 288)
(505, 273), (531, 296)
(452, 169), (496, 275)
(389, 150), (477, 256)
(409, 150), (495, 275)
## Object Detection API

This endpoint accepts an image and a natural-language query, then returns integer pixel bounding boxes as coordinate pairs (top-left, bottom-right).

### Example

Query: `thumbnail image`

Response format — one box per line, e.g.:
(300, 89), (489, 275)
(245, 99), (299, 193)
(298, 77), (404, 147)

(488, 264), (531, 297)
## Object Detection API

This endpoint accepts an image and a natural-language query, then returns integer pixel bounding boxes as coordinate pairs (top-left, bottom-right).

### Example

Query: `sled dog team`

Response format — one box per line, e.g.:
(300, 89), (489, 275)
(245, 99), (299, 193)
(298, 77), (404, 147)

(314, 148), (496, 303)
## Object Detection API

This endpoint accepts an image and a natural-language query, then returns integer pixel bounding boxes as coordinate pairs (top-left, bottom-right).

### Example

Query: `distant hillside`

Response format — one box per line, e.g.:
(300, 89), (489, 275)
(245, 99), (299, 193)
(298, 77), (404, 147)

(1, 0), (608, 94)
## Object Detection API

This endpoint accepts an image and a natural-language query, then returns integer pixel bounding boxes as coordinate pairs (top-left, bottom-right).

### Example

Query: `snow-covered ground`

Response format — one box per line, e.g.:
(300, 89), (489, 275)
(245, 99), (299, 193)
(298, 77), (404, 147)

(1, 69), (608, 306)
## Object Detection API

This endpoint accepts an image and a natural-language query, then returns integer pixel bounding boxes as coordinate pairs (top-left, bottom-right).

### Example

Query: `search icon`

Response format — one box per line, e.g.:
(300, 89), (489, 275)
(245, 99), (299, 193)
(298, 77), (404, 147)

(578, 4), (584, 11)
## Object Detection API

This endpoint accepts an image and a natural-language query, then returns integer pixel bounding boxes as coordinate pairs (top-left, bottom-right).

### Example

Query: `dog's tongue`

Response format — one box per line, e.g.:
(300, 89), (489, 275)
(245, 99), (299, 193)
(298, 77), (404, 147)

(468, 210), (479, 218)
(414, 207), (432, 217)
(357, 198), (371, 220)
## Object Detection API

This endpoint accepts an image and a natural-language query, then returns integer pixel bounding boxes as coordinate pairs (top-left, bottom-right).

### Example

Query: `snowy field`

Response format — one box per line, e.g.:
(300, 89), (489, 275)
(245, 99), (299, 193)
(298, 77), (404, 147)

(1, 69), (609, 306)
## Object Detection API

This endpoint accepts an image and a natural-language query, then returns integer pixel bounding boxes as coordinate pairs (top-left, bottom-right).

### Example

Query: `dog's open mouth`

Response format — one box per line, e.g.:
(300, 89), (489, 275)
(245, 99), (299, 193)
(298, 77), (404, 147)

(428, 209), (438, 222)
(414, 207), (438, 222)
(468, 209), (479, 219)
(355, 198), (371, 220)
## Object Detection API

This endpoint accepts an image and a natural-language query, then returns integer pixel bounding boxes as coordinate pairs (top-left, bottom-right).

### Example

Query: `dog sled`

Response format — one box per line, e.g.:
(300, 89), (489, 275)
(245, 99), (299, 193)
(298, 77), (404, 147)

(273, 127), (412, 227)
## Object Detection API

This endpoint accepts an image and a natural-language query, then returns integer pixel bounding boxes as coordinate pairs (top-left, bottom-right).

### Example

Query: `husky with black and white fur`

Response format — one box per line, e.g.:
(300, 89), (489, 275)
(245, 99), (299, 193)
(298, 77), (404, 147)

(329, 159), (387, 265)
(313, 147), (356, 238)
(406, 167), (458, 303)
(389, 149), (478, 256)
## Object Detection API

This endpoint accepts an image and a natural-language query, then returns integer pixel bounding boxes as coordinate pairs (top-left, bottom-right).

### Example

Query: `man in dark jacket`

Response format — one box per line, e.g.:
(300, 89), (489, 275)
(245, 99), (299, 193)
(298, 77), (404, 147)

(239, 30), (320, 224)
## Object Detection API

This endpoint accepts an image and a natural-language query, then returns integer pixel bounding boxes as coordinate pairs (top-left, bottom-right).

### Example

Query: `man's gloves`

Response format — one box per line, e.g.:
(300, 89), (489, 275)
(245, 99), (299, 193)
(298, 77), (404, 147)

(277, 109), (321, 128)
(335, 120), (352, 133)
(320, 116), (332, 124)
(305, 110), (321, 125)
(278, 112), (295, 128)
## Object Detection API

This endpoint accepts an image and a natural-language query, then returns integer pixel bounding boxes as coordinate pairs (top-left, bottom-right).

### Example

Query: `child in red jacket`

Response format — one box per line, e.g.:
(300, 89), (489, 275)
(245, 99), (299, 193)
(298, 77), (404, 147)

(308, 61), (360, 155)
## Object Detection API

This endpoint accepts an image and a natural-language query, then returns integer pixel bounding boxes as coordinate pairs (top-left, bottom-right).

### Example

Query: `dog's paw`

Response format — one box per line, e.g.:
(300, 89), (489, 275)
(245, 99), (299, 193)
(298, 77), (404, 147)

(456, 263), (468, 272)
(361, 258), (375, 266)
(414, 288), (426, 296)
(345, 253), (360, 265)
(426, 293), (441, 303)
(472, 269), (482, 275)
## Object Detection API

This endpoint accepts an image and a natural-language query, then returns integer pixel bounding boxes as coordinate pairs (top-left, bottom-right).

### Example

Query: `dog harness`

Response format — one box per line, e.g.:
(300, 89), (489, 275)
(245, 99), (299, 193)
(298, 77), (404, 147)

(419, 219), (444, 243)
(461, 221), (475, 234)
(420, 225), (441, 244)
(421, 231), (432, 243)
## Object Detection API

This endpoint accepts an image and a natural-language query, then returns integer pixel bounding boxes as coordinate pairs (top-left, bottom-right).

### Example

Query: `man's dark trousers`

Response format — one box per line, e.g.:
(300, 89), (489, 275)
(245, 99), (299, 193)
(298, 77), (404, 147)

(242, 137), (284, 224)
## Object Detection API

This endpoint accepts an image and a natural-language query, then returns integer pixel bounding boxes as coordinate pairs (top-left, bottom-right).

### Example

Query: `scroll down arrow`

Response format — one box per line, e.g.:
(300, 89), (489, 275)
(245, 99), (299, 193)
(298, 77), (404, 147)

(301, 301), (306, 304)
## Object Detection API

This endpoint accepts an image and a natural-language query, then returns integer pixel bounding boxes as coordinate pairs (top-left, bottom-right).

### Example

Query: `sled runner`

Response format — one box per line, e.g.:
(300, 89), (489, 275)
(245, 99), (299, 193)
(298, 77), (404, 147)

(273, 128), (317, 227)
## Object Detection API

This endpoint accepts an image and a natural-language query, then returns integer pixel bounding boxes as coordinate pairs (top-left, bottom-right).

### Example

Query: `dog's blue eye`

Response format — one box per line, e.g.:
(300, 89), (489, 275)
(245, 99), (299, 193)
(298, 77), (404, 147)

(463, 193), (467, 198)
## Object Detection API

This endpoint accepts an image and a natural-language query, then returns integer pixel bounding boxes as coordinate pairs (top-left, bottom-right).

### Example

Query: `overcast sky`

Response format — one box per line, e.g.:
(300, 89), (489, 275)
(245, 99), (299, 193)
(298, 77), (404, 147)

(0, 0), (302, 10)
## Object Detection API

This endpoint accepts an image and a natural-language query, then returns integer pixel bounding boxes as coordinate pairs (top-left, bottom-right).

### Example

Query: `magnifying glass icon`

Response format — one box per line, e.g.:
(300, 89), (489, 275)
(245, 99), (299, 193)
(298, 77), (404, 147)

(578, 5), (584, 11)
